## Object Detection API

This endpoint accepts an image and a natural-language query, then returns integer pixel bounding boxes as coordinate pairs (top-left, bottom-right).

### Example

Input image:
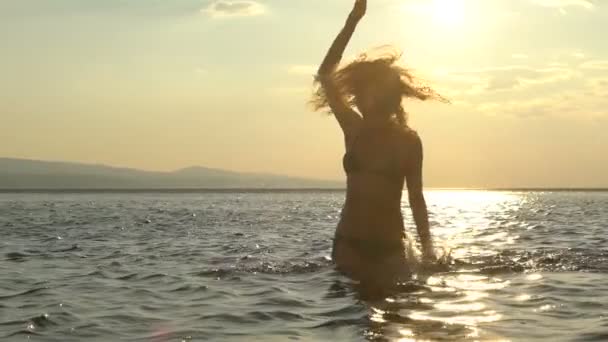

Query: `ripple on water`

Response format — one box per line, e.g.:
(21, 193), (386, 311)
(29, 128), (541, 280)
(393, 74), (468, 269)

(1, 191), (608, 341)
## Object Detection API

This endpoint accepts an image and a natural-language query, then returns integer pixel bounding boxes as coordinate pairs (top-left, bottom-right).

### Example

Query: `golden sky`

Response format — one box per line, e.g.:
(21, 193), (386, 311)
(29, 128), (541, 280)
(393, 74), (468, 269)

(1, 0), (607, 187)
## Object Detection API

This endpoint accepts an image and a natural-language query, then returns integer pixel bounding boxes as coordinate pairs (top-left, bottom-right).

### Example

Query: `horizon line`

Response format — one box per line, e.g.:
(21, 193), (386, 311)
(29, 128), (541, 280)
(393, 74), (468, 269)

(1, 187), (608, 194)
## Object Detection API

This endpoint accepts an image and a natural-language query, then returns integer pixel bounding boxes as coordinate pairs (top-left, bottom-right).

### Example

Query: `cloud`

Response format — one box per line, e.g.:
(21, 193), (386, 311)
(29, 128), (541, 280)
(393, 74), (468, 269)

(475, 85), (608, 119)
(476, 98), (554, 118)
(571, 52), (586, 59)
(580, 60), (608, 70)
(472, 80), (608, 119)
(436, 65), (576, 94)
(203, 1), (265, 18)
(588, 78), (608, 96)
(436, 53), (608, 119)
(529, 0), (594, 12)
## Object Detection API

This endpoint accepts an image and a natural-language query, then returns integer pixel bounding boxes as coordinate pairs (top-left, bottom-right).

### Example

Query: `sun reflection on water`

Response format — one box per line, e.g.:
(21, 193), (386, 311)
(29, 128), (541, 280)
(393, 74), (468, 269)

(371, 190), (531, 340)
(370, 271), (510, 340)
(417, 190), (526, 261)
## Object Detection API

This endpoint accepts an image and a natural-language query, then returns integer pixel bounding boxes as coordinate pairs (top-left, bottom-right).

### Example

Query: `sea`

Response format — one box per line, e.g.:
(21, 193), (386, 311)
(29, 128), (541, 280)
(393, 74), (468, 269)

(1, 190), (607, 341)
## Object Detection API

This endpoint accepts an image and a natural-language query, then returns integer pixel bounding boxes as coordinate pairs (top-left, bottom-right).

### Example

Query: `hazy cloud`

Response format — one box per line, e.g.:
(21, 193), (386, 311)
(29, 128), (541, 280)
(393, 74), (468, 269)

(436, 54), (608, 119)
(580, 60), (608, 70)
(203, 0), (265, 18)
(476, 98), (554, 118)
(594, 78), (608, 89)
(476, 91), (608, 119)
(437, 65), (575, 94)
(472, 79), (608, 119)
(529, 0), (594, 12)
(571, 52), (587, 59)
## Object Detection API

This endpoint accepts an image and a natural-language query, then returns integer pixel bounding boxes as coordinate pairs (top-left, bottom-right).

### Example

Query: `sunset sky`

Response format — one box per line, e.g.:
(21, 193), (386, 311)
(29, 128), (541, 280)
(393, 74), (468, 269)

(1, 0), (607, 188)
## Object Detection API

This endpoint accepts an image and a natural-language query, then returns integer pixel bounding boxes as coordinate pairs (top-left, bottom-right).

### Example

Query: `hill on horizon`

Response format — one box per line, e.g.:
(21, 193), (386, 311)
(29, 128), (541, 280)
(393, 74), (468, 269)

(0, 158), (343, 189)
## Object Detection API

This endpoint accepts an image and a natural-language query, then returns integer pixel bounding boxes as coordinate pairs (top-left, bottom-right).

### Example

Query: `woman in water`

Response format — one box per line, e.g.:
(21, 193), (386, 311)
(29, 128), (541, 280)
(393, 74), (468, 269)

(313, 0), (445, 287)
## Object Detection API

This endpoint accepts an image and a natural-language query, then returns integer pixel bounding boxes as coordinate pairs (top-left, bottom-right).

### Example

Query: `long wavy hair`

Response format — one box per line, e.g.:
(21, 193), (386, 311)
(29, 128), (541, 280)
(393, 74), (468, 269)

(311, 47), (447, 126)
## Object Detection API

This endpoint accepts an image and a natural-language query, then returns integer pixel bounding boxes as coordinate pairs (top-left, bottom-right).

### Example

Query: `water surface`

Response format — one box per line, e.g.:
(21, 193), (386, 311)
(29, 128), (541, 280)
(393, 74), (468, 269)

(1, 190), (607, 341)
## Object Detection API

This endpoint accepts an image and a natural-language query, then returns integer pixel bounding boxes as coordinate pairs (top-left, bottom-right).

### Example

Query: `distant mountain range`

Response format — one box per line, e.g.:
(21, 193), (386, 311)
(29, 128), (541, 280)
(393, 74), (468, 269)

(0, 158), (343, 189)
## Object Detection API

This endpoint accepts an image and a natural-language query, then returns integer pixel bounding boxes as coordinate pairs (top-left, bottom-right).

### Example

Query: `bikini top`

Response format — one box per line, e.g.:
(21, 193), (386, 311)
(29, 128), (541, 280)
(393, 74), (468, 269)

(342, 132), (404, 183)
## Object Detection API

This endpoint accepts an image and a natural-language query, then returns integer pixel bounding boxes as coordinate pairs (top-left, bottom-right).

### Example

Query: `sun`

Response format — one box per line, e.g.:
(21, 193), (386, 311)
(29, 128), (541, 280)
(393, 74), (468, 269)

(431, 0), (466, 28)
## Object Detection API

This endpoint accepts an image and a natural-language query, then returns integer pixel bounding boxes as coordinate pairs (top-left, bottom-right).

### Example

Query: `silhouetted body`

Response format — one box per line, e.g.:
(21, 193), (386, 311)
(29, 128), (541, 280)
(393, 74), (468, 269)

(313, 0), (445, 287)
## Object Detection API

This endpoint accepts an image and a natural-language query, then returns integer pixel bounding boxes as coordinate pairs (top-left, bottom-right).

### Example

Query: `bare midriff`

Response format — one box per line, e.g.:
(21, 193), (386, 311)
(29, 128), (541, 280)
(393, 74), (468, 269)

(336, 173), (407, 242)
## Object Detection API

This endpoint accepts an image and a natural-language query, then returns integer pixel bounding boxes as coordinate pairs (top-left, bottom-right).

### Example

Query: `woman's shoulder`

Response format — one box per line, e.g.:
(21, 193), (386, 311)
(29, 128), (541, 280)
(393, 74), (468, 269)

(393, 125), (421, 145)
(389, 125), (421, 163)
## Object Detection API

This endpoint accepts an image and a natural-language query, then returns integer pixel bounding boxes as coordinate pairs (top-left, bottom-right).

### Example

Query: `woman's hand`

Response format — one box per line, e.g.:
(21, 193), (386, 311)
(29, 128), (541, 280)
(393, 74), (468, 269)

(348, 0), (367, 23)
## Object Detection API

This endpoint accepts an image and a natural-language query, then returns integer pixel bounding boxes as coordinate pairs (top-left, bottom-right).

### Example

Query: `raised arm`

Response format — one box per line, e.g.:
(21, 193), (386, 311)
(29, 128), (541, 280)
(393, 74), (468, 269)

(405, 134), (435, 260)
(318, 0), (365, 75)
(317, 0), (366, 135)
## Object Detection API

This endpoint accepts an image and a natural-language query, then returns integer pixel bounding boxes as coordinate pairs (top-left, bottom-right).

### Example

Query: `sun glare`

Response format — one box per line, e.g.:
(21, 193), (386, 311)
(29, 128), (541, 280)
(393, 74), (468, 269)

(431, 0), (466, 28)
(401, 0), (469, 31)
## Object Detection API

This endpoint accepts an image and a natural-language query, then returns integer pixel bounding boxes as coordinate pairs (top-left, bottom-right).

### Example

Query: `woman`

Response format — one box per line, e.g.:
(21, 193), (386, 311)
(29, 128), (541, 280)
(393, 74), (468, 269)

(313, 0), (445, 287)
